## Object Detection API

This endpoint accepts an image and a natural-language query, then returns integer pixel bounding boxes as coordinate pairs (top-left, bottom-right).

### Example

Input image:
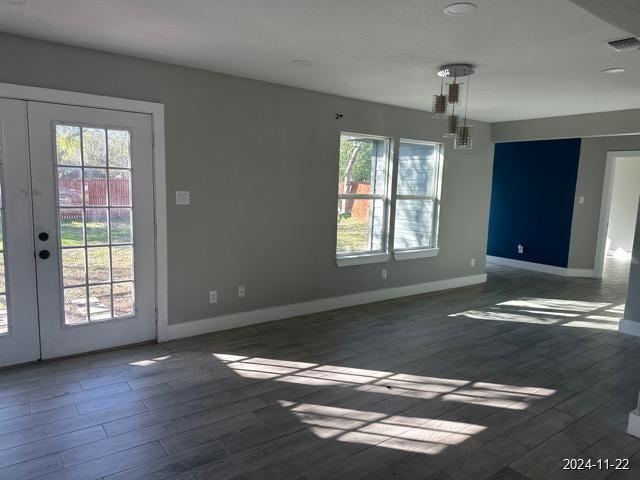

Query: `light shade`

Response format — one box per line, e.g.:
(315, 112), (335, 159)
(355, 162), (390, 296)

(447, 83), (460, 104)
(454, 125), (472, 149)
(432, 94), (448, 117)
(444, 115), (458, 137)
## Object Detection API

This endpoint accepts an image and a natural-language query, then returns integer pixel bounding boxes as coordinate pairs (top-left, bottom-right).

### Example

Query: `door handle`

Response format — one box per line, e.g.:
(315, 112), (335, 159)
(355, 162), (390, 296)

(38, 250), (50, 260)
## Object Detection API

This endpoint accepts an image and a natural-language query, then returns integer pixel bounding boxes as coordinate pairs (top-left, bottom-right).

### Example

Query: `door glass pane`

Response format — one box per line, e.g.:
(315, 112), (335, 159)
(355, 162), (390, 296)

(64, 287), (88, 325)
(87, 247), (110, 283)
(110, 208), (132, 244)
(55, 123), (136, 325)
(84, 168), (108, 206)
(112, 246), (133, 281)
(113, 282), (134, 318)
(109, 170), (131, 206)
(85, 208), (109, 245)
(60, 209), (84, 246)
(58, 167), (83, 206)
(108, 130), (131, 168)
(89, 285), (112, 322)
(62, 248), (86, 287)
(82, 128), (107, 167)
(56, 126), (82, 166)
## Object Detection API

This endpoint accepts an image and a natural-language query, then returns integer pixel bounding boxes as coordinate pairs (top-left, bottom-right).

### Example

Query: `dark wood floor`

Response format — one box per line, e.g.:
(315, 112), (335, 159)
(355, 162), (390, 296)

(1, 259), (640, 479)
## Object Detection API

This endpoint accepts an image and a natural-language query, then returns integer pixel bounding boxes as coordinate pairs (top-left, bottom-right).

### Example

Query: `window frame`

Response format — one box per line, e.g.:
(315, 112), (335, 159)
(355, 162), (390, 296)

(392, 139), (444, 260)
(335, 132), (393, 265)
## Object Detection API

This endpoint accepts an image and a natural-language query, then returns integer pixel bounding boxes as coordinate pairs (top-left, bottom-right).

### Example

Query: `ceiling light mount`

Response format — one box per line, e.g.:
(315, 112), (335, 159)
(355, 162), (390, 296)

(437, 64), (474, 78)
(290, 59), (312, 67)
(443, 2), (477, 16)
(601, 67), (626, 74)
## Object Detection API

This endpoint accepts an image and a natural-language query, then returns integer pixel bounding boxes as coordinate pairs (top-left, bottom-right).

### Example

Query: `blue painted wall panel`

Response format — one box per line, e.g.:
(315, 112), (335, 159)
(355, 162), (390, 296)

(487, 138), (582, 268)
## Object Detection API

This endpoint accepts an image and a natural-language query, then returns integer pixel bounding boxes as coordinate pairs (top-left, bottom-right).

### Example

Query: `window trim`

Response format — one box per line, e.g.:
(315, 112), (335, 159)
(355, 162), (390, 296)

(391, 139), (444, 255)
(336, 132), (393, 260)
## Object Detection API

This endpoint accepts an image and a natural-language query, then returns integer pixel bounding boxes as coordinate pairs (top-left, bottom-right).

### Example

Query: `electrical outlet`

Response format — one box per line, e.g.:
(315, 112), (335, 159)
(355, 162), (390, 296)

(517, 244), (524, 254)
(209, 290), (218, 304)
(470, 258), (476, 267)
(578, 196), (585, 205)
(238, 285), (246, 298)
(175, 191), (190, 205)
(381, 269), (388, 280)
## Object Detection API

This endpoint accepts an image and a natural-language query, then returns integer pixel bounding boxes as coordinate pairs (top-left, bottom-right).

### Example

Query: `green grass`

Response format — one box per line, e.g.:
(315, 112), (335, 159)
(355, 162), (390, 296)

(336, 216), (370, 254)
(61, 219), (131, 246)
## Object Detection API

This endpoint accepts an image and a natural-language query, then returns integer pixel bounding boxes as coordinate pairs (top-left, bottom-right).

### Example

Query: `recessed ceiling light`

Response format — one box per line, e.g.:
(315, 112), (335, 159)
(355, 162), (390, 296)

(601, 67), (626, 74)
(443, 2), (477, 16)
(290, 59), (312, 67)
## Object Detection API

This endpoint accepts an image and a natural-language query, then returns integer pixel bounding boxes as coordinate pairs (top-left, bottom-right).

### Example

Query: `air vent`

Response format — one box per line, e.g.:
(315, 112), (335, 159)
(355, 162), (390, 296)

(608, 37), (640, 52)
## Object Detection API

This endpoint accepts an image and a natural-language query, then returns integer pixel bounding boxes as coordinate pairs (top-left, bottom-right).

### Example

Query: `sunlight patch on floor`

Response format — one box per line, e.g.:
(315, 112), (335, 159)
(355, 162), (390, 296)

(450, 297), (621, 330)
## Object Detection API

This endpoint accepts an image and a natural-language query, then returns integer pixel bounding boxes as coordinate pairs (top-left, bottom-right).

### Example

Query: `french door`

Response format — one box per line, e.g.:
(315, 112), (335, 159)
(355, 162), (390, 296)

(0, 99), (157, 367)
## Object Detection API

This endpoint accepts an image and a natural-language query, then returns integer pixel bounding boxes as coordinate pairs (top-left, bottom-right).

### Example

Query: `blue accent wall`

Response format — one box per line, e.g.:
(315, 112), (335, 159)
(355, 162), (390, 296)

(487, 138), (582, 268)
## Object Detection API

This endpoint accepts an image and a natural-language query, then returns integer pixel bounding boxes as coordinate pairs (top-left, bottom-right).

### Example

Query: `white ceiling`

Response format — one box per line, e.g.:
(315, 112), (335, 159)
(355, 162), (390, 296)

(0, 0), (638, 122)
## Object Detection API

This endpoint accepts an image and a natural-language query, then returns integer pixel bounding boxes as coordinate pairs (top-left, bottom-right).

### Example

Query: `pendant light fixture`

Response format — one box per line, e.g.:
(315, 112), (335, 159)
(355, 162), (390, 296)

(444, 105), (458, 138)
(434, 64), (475, 148)
(432, 76), (448, 117)
(455, 70), (472, 149)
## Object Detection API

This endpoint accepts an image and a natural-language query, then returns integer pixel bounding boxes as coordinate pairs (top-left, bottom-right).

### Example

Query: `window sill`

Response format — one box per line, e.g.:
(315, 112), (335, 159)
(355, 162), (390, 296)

(393, 248), (439, 261)
(336, 253), (390, 267)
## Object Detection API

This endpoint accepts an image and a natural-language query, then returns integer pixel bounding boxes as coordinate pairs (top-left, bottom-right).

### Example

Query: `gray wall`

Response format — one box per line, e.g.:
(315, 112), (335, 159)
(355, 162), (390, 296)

(0, 34), (493, 325)
(569, 136), (640, 269)
(492, 109), (640, 142)
(608, 157), (640, 256)
(491, 114), (640, 271)
(624, 200), (640, 324)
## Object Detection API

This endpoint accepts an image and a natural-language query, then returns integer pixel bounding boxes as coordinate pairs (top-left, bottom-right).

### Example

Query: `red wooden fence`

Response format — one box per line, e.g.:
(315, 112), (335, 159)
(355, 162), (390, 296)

(338, 182), (371, 219)
(59, 179), (130, 220)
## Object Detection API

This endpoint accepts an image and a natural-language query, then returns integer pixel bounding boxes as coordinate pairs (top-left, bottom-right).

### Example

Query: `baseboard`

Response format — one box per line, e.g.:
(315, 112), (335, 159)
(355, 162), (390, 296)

(628, 410), (640, 438)
(619, 319), (640, 337)
(486, 256), (595, 278)
(167, 273), (487, 340)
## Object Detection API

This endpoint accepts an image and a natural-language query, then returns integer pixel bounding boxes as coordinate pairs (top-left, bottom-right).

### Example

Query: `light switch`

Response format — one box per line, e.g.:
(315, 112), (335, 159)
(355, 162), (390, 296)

(176, 191), (190, 205)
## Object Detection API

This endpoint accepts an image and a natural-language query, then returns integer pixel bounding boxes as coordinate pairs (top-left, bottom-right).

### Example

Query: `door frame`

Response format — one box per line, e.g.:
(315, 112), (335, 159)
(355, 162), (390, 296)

(0, 82), (169, 342)
(593, 150), (640, 278)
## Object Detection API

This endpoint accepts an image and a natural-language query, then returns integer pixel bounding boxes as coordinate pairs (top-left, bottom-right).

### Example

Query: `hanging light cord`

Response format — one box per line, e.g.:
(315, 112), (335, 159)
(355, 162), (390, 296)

(462, 73), (471, 127)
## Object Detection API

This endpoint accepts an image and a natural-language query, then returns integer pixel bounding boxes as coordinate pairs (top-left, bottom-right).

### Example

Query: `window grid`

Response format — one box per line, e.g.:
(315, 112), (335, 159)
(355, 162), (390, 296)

(393, 140), (442, 252)
(0, 170), (8, 335)
(56, 125), (135, 325)
(336, 133), (392, 257)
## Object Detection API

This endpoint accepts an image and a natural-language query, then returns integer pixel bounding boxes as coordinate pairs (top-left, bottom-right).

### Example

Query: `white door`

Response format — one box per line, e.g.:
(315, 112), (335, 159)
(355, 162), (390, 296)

(0, 99), (40, 367)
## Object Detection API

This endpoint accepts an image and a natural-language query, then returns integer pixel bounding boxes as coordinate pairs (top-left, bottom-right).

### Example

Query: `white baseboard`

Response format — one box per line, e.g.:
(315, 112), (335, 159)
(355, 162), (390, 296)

(628, 410), (640, 438)
(619, 319), (640, 337)
(167, 273), (487, 340)
(486, 256), (595, 278)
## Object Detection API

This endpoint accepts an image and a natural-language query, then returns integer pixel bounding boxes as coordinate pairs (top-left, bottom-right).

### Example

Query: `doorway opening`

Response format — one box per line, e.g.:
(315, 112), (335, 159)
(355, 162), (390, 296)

(594, 151), (640, 284)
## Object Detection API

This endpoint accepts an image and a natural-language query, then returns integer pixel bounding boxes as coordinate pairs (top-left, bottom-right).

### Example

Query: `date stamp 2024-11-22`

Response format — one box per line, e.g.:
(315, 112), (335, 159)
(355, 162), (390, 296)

(563, 458), (631, 471)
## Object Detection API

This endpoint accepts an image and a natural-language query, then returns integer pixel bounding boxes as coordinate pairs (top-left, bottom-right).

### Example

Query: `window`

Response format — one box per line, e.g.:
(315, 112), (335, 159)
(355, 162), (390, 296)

(336, 133), (391, 263)
(335, 133), (443, 266)
(393, 140), (442, 258)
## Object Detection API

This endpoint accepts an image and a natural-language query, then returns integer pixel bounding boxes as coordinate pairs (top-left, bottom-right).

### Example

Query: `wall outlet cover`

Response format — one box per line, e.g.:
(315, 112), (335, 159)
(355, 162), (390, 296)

(176, 191), (190, 205)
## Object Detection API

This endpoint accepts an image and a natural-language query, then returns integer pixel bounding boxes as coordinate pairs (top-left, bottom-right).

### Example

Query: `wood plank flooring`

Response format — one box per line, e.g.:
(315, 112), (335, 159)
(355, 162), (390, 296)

(1, 258), (640, 479)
